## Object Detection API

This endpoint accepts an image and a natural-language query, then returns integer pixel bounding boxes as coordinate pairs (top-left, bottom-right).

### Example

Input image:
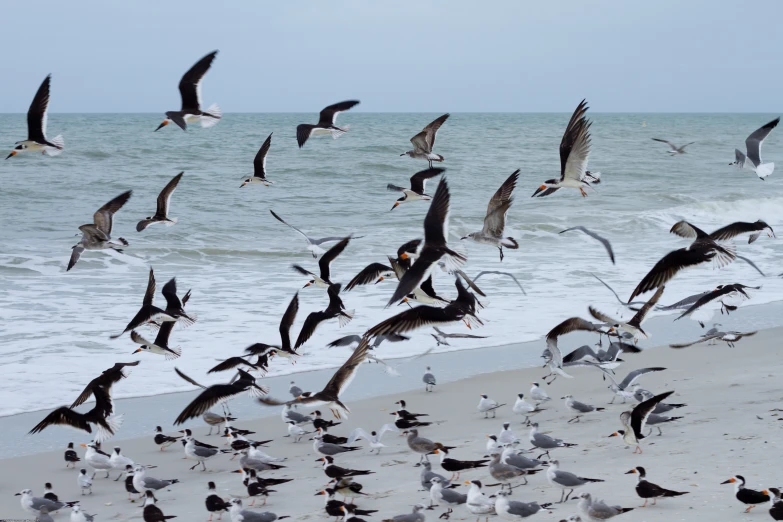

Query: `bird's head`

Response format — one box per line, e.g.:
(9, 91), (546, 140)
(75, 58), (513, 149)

(240, 179), (252, 188)
(608, 430), (624, 437)
(390, 200), (401, 211)
(461, 232), (477, 241)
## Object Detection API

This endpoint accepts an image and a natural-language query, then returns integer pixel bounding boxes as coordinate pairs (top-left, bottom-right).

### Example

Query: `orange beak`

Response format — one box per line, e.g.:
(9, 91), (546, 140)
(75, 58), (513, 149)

(132, 348), (142, 354)
(538, 184), (547, 190)
(6, 150), (17, 159)
(464, 480), (471, 485)
(79, 443), (87, 447)
(240, 182), (247, 188)
(608, 432), (618, 438)
(154, 120), (169, 132)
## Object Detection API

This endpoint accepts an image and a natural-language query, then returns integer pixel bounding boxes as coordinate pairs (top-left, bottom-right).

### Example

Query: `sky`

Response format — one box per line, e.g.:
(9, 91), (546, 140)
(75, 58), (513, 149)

(1, 1), (781, 113)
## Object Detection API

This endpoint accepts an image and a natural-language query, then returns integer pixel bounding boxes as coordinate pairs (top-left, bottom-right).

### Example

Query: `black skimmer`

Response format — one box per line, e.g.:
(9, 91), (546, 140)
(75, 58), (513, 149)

(270, 209), (351, 258)
(670, 329), (757, 349)
(651, 138), (695, 155)
(294, 283), (354, 349)
(292, 237), (351, 288)
(674, 283), (759, 321)
(311, 410), (341, 432)
(721, 475), (770, 513)
(532, 99), (593, 198)
(390, 411), (432, 430)
(477, 394), (505, 418)
(173, 367), (268, 425)
(68, 190), (132, 271)
(316, 489), (376, 518)
(391, 258), (450, 307)
(396, 238), (422, 269)
(6, 75), (64, 159)
(159, 278), (196, 325)
(345, 262), (394, 290)
(331, 477), (368, 503)
(679, 219), (775, 244)
(609, 390), (674, 453)
(43, 483), (58, 502)
(319, 455), (375, 479)
(432, 449), (489, 481)
(207, 356), (261, 374)
(767, 488), (783, 520)
(242, 133), (273, 187)
(559, 226), (615, 264)
(386, 178), (466, 307)
(70, 361), (139, 410)
(142, 490), (175, 522)
(205, 482), (231, 521)
(430, 326), (487, 347)
(387, 167), (445, 210)
(296, 100), (360, 147)
(589, 285), (664, 343)
(730, 117), (779, 179)
(64, 442), (80, 468)
(130, 327), (181, 360)
(258, 336), (371, 419)
(401, 113), (449, 167)
(136, 172), (183, 231)
(461, 170), (520, 261)
(155, 50), (221, 131)
(393, 399), (428, 420)
(244, 292), (300, 361)
(29, 385), (120, 440)
(153, 426), (181, 450)
(110, 268), (176, 339)
(562, 395), (605, 423)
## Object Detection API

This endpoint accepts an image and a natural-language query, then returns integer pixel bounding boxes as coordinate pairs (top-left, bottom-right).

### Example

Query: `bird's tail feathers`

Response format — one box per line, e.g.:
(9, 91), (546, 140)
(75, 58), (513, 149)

(95, 414), (124, 442)
(330, 125), (349, 139)
(338, 310), (355, 328)
(501, 237), (519, 249)
(165, 218), (178, 226)
(165, 346), (182, 361)
(118, 237), (130, 246)
(756, 162), (775, 179)
(45, 135), (65, 155)
(200, 104), (222, 127)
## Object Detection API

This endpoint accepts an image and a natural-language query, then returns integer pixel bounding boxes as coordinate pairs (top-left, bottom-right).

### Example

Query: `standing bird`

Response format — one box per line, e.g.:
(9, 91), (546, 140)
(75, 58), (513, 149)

(576, 492), (634, 521)
(401, 113), (450, 167)
(494, 490), (551, 520)
(137, 172), (184, 231)
(546, 460), (603, 503)
(423, 367), (436, 392)
(132, 466), (179, 495)
(110, 268), (176, 339)
(477, 394), (505, 418)
(462, 169), (520, 261)
(205, 481), (231, 521)
(77, 468), (93, 495)
(720, 475), (770, 513)
(153, 426), (181, 451)
(652, 138), (695, 155)
(532, 100), (593, 198)
(609, 391), (675, 453)
(562, 395), (605, 423)
(143, 490), (177, 522)
(432, 449), (489, 481)
(297, 100), (360, 148)
(155, 50), (221, 131)
(292, 237), (351, 289)
(625, 466), (688, 507)
(68, 190), (132, 271)
(6, 74), (64, 159)
(388, 167), (445, 210)
(242, 133), (274, 187)
(730, 117), (779, 179)
(529, 423), (577, 459)
(64, 442), (80, 468)
(294, 284), (354, 349)
(767, 487), (783, 520)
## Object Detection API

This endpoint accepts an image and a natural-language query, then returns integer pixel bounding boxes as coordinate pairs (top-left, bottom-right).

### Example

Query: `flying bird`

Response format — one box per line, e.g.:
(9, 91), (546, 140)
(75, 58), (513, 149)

(400, 113), (450, 167)
(387, 167), (445, 210)
(691, 219), (775, 244)
(155, 50), (221, 131)
(590, 286), (665, 342)
(245, 292), (300, 360)
(6, 74), (64, 159)
(173, 368), (268, 425)
(68, 190), (132, 271)
(461, 170), (520, 261)
(292, 237), (351, 288)
(560, 226), (615, 264)
(136, 172), (183, 232)
(345, 262), (395, 291)
(241, 133), (273, 187)
(295, 284), (354, 349)
(296, 100), (360, 148)
(730, 117), (779, 179)
(269, 209), (348, 258)
(651, 138), (694, 155)
(110, 268), (176, 339)
(609, 391), (675, 453)
(674, 283), (759, 321)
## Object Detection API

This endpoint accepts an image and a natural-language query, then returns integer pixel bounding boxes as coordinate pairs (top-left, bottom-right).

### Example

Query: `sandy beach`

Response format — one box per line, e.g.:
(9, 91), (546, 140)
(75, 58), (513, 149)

(1, 325), (781, 521)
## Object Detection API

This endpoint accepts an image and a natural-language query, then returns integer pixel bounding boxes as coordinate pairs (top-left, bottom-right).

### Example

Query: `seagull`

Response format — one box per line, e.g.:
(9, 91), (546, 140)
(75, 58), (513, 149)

(600, 367), (666, 404)
(609, 390), (674, 453)
(155, 50), (221, 131)
(563, 342), (639, 370)
(429, 476), (467, 511)
(532, 99), (593, 198)
(669, 330), (757, 349)
(546, 460), (604, 503)
(529, 383), (551, 403)
(512, 394), (546, 424)
(576, 492), (634, 521)
(110, 268), (176, 339)
(292, 237), (351, 288)
(15, 489), (76, 517)
(494, 489), (551, 520)
(542, 317), (604, 383)
(652, 138), (694, 155)
(242, 133), (273, 187)
(471, 270), (527, 295)
(327, 333), (410, 350)
(562, 395), (605, 423)
(173, 367), (268, 425)
(590, 285), (664, 342)
(345, 262), (395, 290)
(430, 326), (487, 347)
(386, 178), (466, 306)
(258, 337), (371, 419)
(294, 283), (354, 349)
(68, 190), (132, 271)
(461, 170), (520, 261)
(730, 117), (779, 179)
(559, 226), (615, 264)
(296, 100), (360, 147)
(6, 75), (64, 159)
(346, 424), (399, 453)
(478, 394), (505, 418)
(674, 283), (759, 321)
(401, 113), (449, 167)
(270, 210), (350, 258)
(137, 172), (183, 231)
(422, 366), (437, 392)
(77, 469), (93, 495)
(625, 466), (689, 507)
(388, 167), (445, 210)
(528, 424), (577, 459)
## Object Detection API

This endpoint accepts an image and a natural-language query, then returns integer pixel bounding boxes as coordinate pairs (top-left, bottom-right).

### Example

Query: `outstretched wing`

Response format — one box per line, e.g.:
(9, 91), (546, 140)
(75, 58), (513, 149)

(179, 51), (218, 111)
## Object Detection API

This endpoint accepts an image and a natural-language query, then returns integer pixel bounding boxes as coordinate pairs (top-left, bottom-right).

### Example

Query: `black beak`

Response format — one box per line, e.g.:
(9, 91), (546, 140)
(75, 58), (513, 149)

(154, 122), (166, 132)
(5, 153), (14, 160)
(531, 187), (545, 197)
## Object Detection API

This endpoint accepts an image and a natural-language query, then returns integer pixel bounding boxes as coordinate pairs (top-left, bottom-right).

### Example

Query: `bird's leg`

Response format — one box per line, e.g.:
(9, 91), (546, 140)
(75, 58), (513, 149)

(565, 488), (574, 502)
(656, 427), (663, 436)
(559, 490), (565, 503)
(652, 498), (657, 506)
(580, 187), (587, 197)
(634, 445), (642, 454)
(114, 472), (123, 481)
(745, 505), (755, 513)
(640, 499), (647, 508)
(498, 246), (504, 262)
(105, 471), (110, 479)
(190, 462), (199, 470)
(249, 498), (256, 507)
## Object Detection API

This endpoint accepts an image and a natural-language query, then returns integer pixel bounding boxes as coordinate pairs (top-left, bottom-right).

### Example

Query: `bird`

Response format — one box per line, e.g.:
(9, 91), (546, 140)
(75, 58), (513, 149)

(77, 468), (93, 495)
(477, 394), (505, 418)
(674, 283), (759, 321)
(229, 497), (288, 522)
(545, 459), (605, 503)
(488, 452), (540, 488)
(730, 117), (779, 179)
(257, 336), (371, 419)
(601, 367), (666, 404)
(464, 481), (496, 519)
(173, 367), (268, 425)
(432, 448), (489, 481)
(670, 329), (757, 349)
(269, 210), (350, 258)
(406, 429), (454, 466)
(400, 113), (449, 167)
(312, 430), (360, 456)
(512, 394), (546, 424)
(110, 268), (176, 339)
(562, 342), (638, 370)
(294, 283), (354, 349)
(109, 447), (135, 481)
(494, 490), (552, 520)
(391, 411), (432, 430)
(43, 482), (58, 502)
(158, 277), (196, 325)
(242, 133), (274, 187)
(387, 167), (445, 210)
(625, 466), (688, 507)
(136, 172), (183, 231)
(532, 99), (593, 197)
(297, 100), (360, 147)
(30, 385), (121, 441)
(244, 292), (300, 360)
(6, 74), (64, 159)
(542, 317), (603, 383)
(676, 219), (776, 244)
(430, 327), (487, 347)
(423, 366), (437, 392)
(80, 442), (113, 478)
(562, 395), (605, 423)
(721, 475), (770, 513)
(529, 383), (551, 403)
(471, 270), (527, 295)
(346, 423), (399, 454)
(15, 489), (76, 517)
(461, 170), (520, 261)
(68, 190), (132, 271)
(292, 237), (351, 288)
(609, 390), (675, 453)
(382, 504), (427, 522)
(205, 481), (231, 521)
(576, 492), (634, 521)
(153, 426), (181, 451)
(70, 504), (96, 522)
(143, 490), (177, 522)
(529, 423), (577, 459)
(319, 455), (375, 478)
(559, 226), (615, 264)
(386, 178), (466, 306)
(420, 461), (454, 491)
(132, 465), (179, 494)
(767, 487), (783, 520)
(345, 262), (395, 290)
(131, 281), (191, 360)
(589, 285), (664, 342)
(651, 138), (695, 155)
(155, 50), (221, 131)
(64, 442), (80, 468)
(429, 476), (466, 511)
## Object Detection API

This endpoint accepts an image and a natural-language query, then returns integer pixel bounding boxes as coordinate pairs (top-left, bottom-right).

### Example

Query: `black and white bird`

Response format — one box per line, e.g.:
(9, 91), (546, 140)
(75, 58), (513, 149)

(532, 100), (593, 198)
(293, 237), (351, 289)
(245, 292), (301, 361)
(730, 117), (779, 179)
(205, 481), (231, 521)
(590, 285), (664, 342)
(400, 113), (449, 167)
(559, 226), (615, 264)
(296, 100), (360, 147)
(294, 284), (354, 349)
(68, 190), (132, 271)
(173, 367), (268, 425)
(155, 50), (221, 131)
(6, 75), (64, 159)
(388, 167), (445, 210)
(674, 283), (759, 321)
(681, 219), (775, 244)
(111, 268), (176, 339)
(30, 380), (122, 441)
(562, 395), (605, 423)
(609, 391), (675, 453)
(241, 133), (274, 187)
(542, 317), (603, 383)
(137, 172), (183, 231)
(652, 138), (694, 155)
(64, 442), (80, 468)
(269, 210), (350, 258)
(721, 475), (770, 513)
(153, 426), (181, 451)
(625, 466), (688, 507)
(461, 170), (520, 261)
(345, 262), (395, 291)
(142, 490), (176, 522)
(430, 327), (487, 347)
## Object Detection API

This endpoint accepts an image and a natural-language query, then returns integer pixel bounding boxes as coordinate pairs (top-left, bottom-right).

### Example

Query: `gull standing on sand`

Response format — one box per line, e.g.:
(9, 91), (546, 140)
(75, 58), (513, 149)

(576, 492), (634, 521)
(155, 50), (221, 131)
(625, 466), (689, 507)
(494, 489), (552, 520)
(489, 453), (539, 488)
(478, 394), (505, 418)
(401, 113), (449, 167)
(529, 423), (577, 459)
(609, 390), (675, 453)
(730, 117), (779, 179)
(465, 480), (496, 519)
(429, 476), (466, 512)
(241, 133), (274, 187)
(420, 461), (453, 490)
(562, 395), (605, 423)
(202, 412), (236, 435)
(68, 190), (132, 271)
(15, 489), (76, 517)
(546, 460), (604, 503)
(77, 468), (93, 495)
(652, 138), (695, 155)
(6, 74), (64, 159)
(296, 100), (360, 147)
(382, 504), (427, 522)
(133, 465), (179, 494)
(388, 167), (445, 210)
(406, 429), (453, 465)
(109, 447), (134, 481)
(183, 436), (220, 471)
(461, 170), (520, 261)
(70, 504), (97, 522)
(530, 383), (551, 404)
(136, 172), (183, 231)
(423, 366), (437, 392)
(512, 394), (546, 424)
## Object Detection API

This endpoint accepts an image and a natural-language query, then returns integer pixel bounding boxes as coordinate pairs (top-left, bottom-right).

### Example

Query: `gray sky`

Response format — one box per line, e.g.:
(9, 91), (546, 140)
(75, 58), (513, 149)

(1, 0), (781, 113)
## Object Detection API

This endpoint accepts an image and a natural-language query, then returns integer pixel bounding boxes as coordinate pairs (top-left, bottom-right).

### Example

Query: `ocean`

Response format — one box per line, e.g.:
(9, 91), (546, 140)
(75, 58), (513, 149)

(0, 112), (781, 418)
